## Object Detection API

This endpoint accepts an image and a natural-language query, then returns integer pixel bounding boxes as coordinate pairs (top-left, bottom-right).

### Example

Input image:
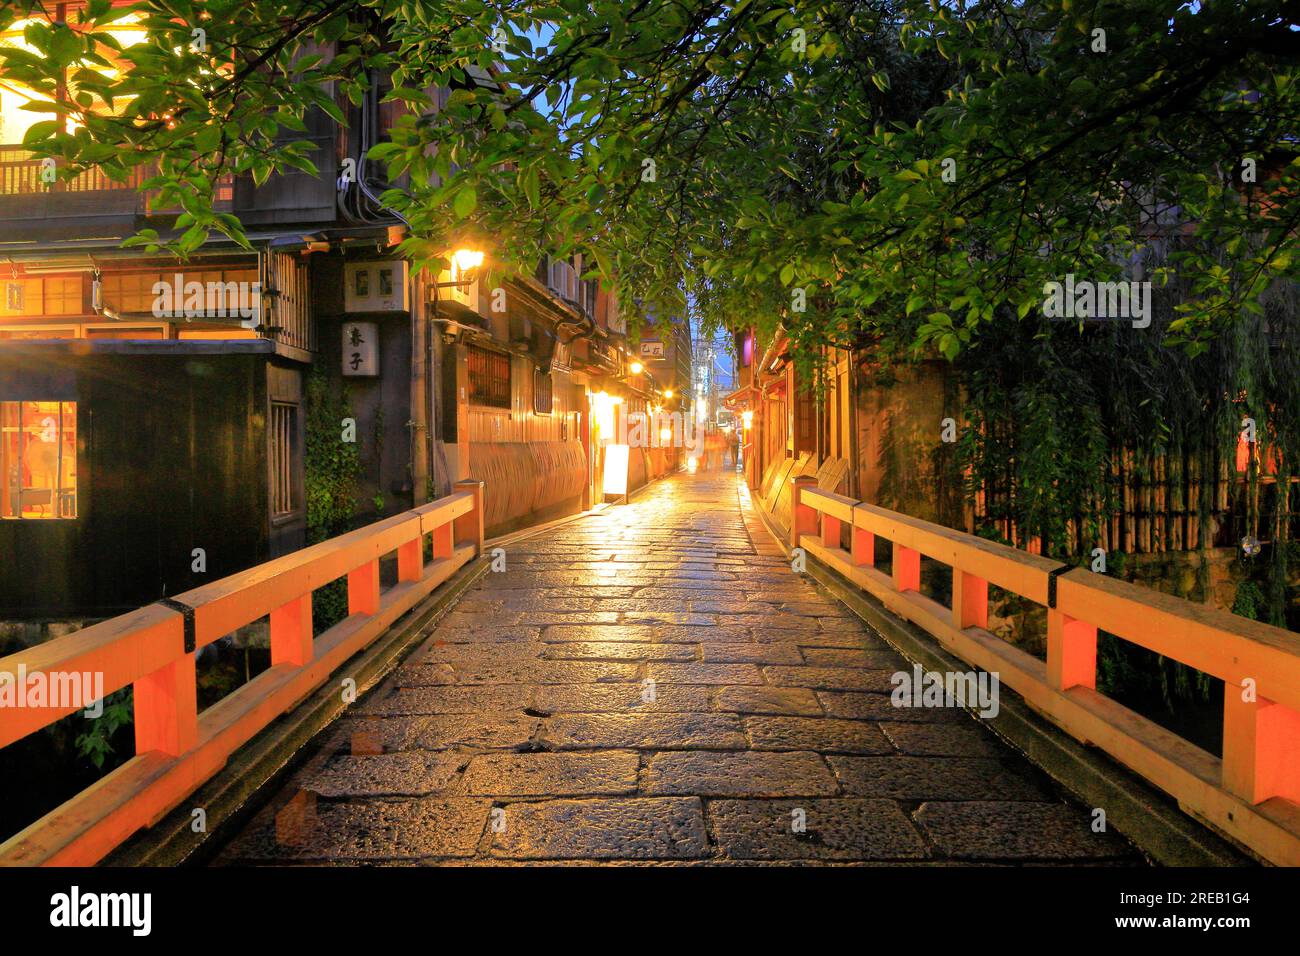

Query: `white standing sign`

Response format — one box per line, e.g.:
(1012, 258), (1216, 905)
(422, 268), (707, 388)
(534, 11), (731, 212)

(342, 322), (379, 377)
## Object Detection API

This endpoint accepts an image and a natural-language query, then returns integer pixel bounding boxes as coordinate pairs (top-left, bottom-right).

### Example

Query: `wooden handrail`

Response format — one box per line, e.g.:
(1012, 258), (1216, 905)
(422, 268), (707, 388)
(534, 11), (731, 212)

(0, 479), (485, 865)
(791, 481), (1300, 865)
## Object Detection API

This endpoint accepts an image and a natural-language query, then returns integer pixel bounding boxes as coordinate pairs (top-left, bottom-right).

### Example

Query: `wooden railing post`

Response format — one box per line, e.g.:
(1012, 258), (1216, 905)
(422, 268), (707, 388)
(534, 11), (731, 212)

(790, 475), (818, 550)
(135, 656), (198, 757)
(432, 521), (454, 560)
(270, 593), (313, 667)
(1222, 690), (1300, 805)
(454, 478), (485, 556)
(892, 543), (920, 592)
(1047, 609), (1097, 691)
(851, 526), (875, 567)
(397, 533), (423, 583)
(822, 512), (842, 549)
(952, 570), (989, 630)
(347, 559), (380, 616)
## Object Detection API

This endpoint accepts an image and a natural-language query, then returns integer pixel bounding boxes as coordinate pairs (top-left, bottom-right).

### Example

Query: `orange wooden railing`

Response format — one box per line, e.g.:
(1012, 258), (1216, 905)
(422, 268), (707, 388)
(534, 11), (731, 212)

(789, 476), (1300, 865)
(0, 479), (484, 866)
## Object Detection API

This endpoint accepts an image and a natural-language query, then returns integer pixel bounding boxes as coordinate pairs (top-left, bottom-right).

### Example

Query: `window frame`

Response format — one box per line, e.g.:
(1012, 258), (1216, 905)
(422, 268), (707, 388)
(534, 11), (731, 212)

(466, 344), (512, 410)
(1, 399), (78, 520)
(533, 368), (554, 416)
(268, 400), (300, 523)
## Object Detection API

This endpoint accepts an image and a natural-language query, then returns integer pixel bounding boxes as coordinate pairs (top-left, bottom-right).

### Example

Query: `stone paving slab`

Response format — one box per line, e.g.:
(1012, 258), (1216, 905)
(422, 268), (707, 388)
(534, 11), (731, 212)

(540, 641), (697, 661)
(828, 756), (1055, 801)
(816, 690), (962, 721)
(539, 712), (747, 750)
(307, 751), (467, 797)
(223, 798), (492, 862)
(699, 642), (803, 664)
(714, 685), (824, 716)
(215, 470), (1146, 866)
(708, 799), (929, 861)
(641, 750), (840, 797)
(744, 716), (895, 754)
(463, 751), (641, 797)
(411, 714), (540, 751)
(491, 798), (710, 860)
(530, 682), (713, 714)
(912, 801), (1133, 861)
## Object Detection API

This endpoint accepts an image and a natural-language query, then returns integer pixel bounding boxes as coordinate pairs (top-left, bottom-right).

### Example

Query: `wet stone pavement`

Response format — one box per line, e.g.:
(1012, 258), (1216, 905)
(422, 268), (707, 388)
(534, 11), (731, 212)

(216, 468), (1146, 865)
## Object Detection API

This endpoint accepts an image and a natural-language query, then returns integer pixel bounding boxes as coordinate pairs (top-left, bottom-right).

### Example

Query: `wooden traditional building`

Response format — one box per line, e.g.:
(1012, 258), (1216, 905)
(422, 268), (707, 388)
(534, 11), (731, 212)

(0, 6), (662, 626)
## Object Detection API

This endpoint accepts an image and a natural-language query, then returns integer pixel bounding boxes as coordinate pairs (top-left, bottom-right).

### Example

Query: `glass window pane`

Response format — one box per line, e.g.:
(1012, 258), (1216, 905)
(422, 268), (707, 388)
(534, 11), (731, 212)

(0, 400), (76, 519)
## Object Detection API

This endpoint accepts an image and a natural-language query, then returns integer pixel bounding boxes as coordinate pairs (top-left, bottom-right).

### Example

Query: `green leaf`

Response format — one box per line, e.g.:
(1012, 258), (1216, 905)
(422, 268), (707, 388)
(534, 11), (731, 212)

(21, 119), (61, 143)
(453, 186), (477, 218)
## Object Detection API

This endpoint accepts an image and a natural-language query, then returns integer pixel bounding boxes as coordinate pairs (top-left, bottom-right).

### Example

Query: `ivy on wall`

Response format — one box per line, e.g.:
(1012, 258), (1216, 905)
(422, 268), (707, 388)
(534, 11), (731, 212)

(305, 370), (362, 631)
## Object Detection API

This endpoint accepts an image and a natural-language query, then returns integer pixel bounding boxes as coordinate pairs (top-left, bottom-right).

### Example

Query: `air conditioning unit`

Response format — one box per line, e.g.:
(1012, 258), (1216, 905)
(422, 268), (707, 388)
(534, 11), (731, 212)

(344, 261), (409, 312)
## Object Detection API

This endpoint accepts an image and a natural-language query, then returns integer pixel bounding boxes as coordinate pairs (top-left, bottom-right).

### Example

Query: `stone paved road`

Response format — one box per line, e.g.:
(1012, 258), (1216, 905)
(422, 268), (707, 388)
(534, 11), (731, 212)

(216, 468), (1146, 865)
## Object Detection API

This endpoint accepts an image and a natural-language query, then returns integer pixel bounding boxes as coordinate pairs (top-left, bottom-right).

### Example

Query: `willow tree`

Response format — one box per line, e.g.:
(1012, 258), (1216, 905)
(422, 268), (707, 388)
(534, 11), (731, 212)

(6, 0), (1300, 622)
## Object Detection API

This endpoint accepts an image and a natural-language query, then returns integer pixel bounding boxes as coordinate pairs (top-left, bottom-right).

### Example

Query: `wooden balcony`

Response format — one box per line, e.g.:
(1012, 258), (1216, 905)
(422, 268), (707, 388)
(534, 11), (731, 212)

(0, 146), (232, 223)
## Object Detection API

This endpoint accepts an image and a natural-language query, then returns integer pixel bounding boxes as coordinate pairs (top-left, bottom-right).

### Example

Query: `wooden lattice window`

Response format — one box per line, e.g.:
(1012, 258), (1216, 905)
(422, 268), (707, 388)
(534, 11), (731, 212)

(534, 369), (554, 415)
(467, 346), (511, 409)
(269, 402), (298, 518)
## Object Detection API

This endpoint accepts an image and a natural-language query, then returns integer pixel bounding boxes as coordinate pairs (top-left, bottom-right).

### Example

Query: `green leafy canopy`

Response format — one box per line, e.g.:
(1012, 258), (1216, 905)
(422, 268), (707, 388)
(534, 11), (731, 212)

(3, 0), (1298, 354)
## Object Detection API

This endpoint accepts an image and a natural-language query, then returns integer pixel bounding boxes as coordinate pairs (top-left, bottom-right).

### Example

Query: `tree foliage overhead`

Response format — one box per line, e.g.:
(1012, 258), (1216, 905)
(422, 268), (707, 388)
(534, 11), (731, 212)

(7, 0), (1300, 627)
(5, 0), (1298, 355)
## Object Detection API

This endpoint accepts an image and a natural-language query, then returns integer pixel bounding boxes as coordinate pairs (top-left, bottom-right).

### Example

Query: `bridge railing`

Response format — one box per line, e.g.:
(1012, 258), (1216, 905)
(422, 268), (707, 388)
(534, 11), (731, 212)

(0, 479), (485, 867)
(789, 476), (1300, 865)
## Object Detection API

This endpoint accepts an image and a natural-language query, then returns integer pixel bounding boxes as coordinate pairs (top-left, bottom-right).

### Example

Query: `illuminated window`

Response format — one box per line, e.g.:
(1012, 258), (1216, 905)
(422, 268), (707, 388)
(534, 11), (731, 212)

(0, 277), (84, 316)
(98, 269), (257, 314)
(1, 400), (77, 519)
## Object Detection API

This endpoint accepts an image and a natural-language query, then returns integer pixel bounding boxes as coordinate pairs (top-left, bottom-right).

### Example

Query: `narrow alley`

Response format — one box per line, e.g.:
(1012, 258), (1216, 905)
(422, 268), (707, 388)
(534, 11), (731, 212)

(217, 468), (1142, 865)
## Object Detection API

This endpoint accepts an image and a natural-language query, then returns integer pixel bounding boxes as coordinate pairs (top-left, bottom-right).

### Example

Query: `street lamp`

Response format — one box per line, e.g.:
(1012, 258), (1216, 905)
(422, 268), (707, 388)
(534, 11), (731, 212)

(451, 248), (485, 275)
(742, 409), (754, 430)
(629, 360), (644, 375)
(432, 246), (487, 295)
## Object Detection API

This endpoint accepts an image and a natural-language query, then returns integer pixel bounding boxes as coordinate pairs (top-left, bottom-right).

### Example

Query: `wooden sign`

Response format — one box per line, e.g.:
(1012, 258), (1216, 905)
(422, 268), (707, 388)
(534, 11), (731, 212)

(342, 322), (378, 377)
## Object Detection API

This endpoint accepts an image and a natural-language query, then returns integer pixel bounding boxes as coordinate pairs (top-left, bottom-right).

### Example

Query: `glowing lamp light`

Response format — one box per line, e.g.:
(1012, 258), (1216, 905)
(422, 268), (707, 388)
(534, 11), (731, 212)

(687, 456), (698, 473)
(742, 409), (754, 429)
(592, 391), (616, 435)
(663, 389), (674, 399)
(659, 427), (673, 442)
(629, 361), (644, 375)
(451, 248), (485, 273)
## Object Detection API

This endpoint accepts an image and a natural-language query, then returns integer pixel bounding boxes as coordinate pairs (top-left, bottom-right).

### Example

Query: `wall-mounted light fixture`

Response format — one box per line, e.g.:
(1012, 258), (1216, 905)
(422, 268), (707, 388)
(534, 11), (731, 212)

(450, 248), (485, 284)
